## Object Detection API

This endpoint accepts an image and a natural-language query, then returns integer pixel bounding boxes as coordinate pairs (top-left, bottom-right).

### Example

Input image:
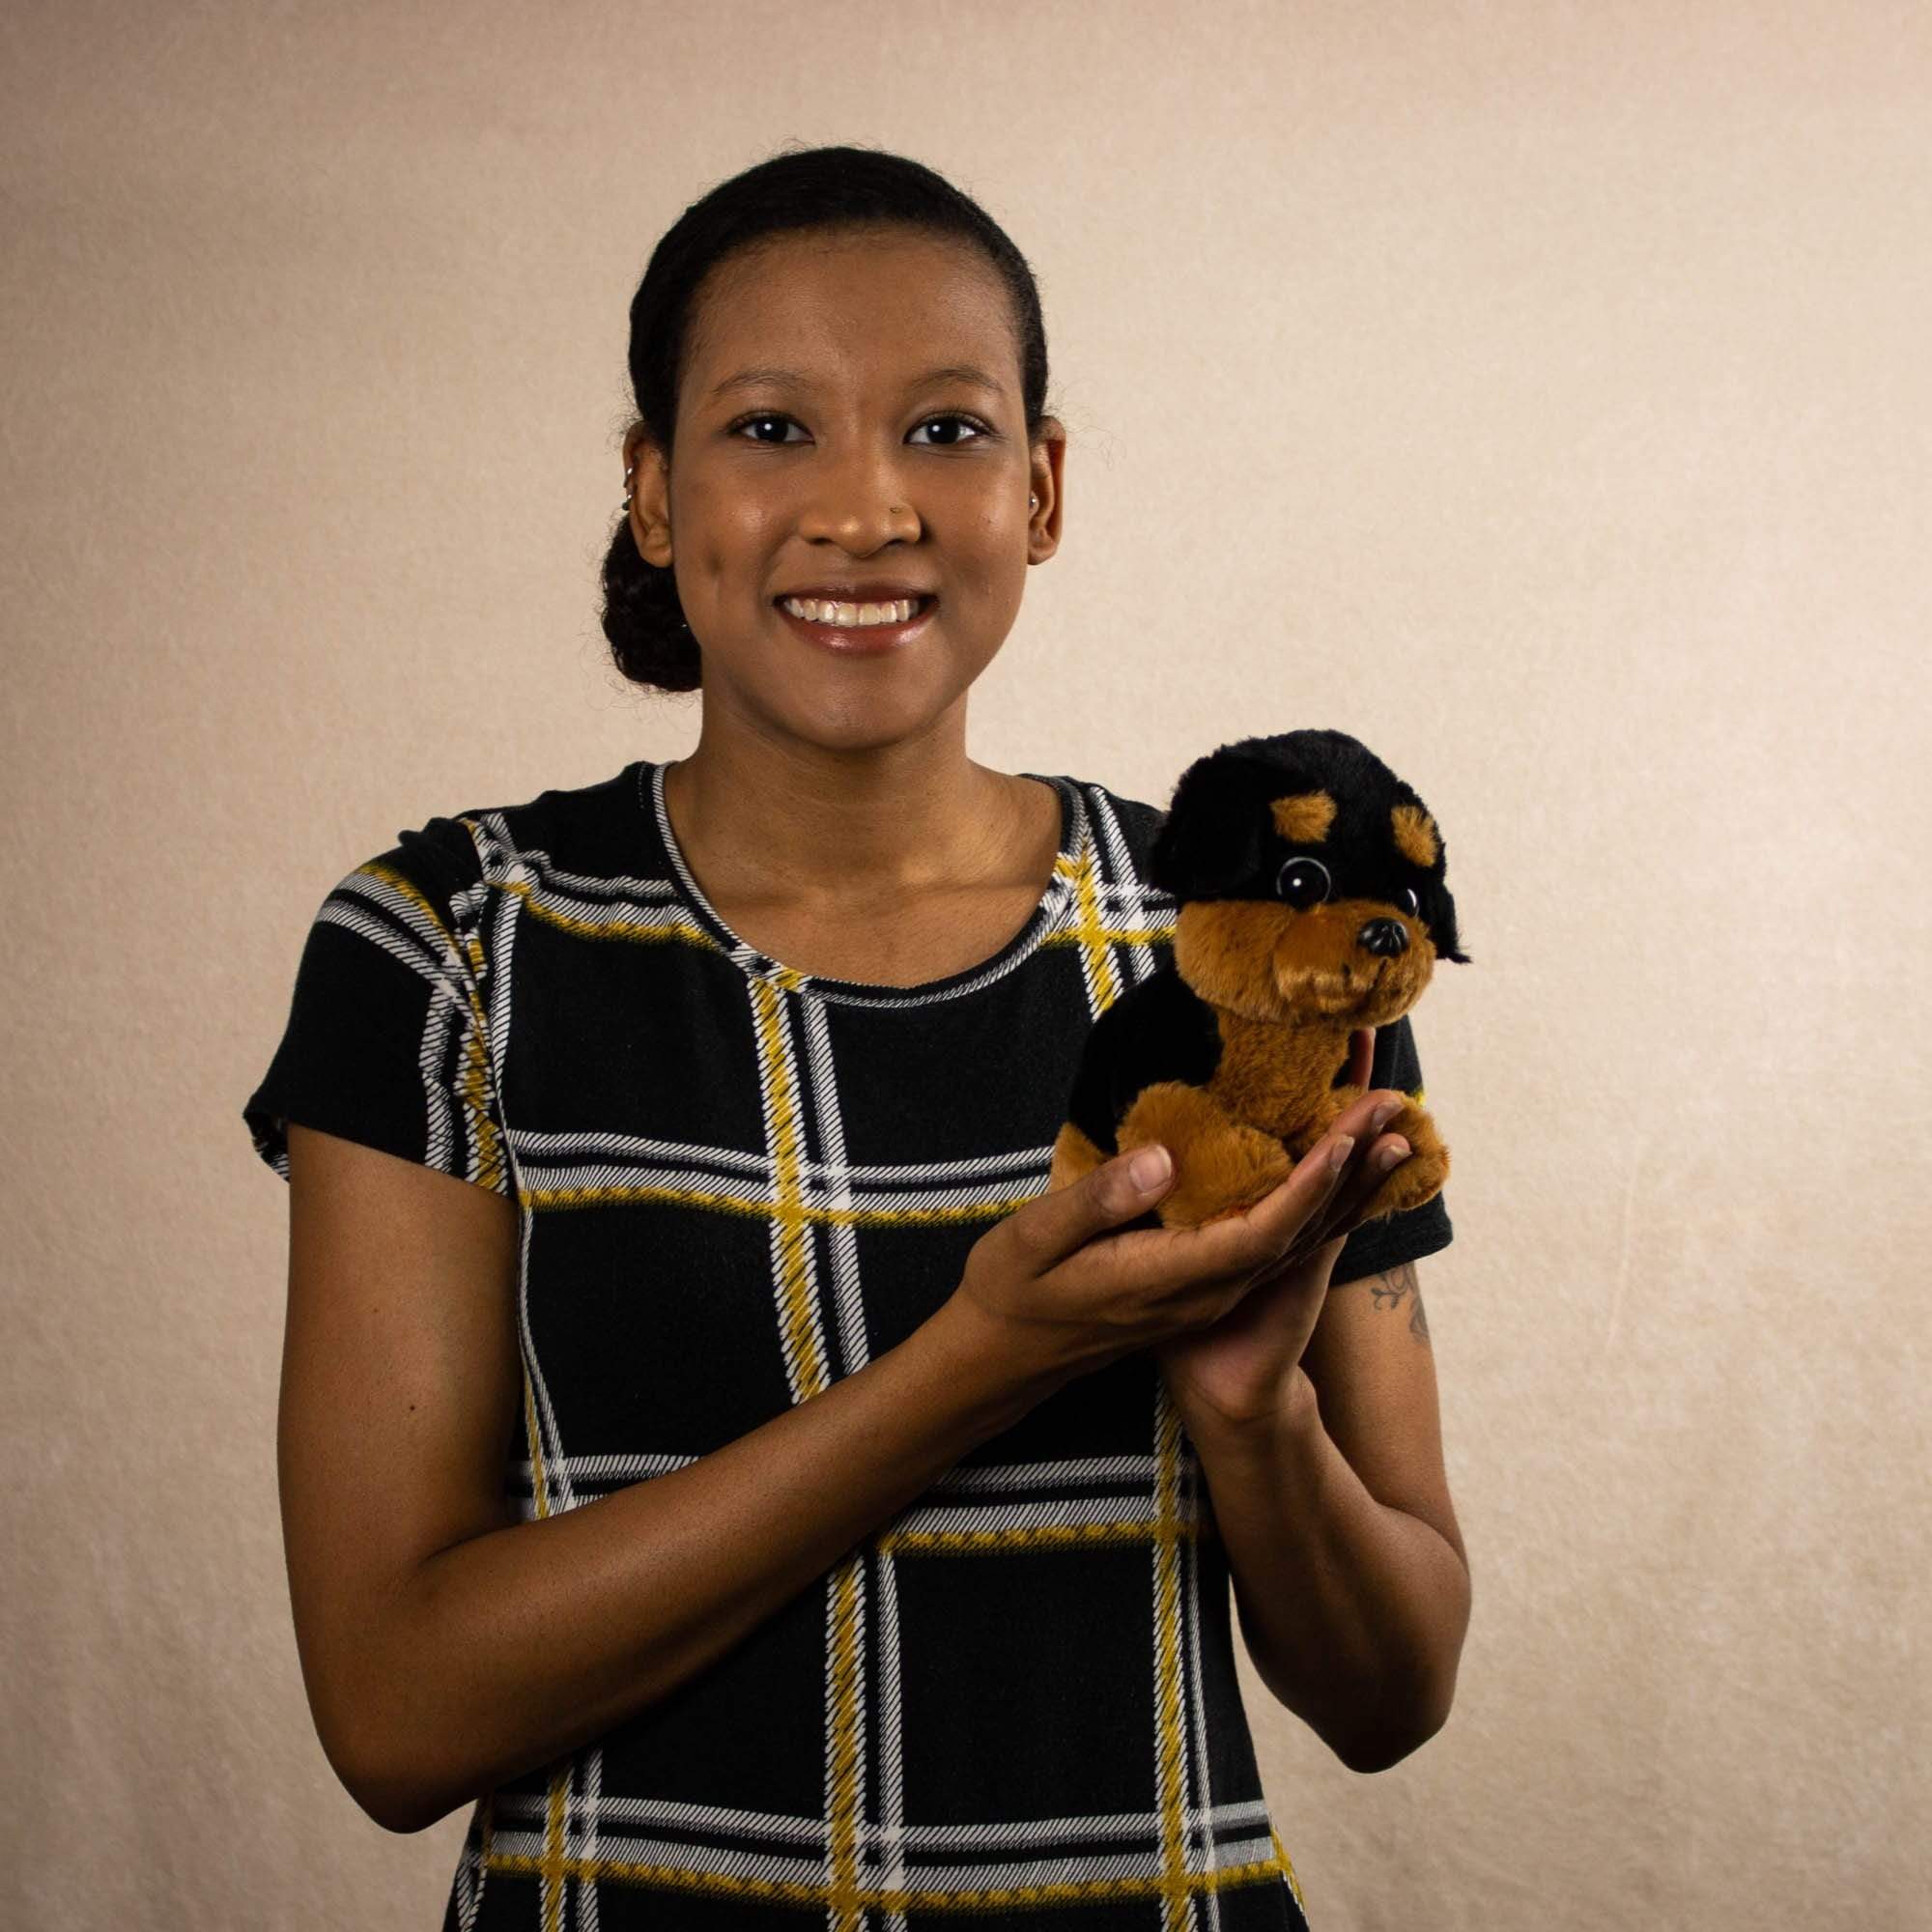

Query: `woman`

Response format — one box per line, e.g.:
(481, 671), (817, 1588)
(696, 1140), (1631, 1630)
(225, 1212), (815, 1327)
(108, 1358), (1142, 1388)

(245, 143), (1468, 1931)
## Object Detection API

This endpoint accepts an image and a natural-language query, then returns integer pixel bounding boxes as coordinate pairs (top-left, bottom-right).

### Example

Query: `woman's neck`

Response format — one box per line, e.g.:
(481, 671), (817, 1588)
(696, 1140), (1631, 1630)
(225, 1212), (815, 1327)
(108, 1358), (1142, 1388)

(661, 742), (1040, 907)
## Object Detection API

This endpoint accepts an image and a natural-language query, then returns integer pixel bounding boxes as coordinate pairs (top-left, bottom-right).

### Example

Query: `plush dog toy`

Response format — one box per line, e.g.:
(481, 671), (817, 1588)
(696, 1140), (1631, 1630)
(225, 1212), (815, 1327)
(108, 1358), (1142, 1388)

(1050, 728), (1469, 1231)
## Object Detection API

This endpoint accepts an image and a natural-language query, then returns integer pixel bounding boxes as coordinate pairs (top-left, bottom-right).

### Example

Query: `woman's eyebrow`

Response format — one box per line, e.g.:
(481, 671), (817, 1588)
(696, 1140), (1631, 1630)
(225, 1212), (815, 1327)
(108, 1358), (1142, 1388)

(705, 363), (1005, 403)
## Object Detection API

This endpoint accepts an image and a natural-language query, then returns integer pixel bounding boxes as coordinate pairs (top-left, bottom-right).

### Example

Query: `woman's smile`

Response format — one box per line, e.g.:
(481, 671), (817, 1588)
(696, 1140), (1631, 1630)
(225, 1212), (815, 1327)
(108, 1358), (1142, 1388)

(773, 592), (938, 654)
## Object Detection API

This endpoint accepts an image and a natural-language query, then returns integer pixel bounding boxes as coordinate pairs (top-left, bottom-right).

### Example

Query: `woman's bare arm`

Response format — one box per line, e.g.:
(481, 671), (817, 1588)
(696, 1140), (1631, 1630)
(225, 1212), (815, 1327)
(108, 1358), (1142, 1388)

(278, 1122), (1065, 1834)
(1205, 1257), (1471, 1769)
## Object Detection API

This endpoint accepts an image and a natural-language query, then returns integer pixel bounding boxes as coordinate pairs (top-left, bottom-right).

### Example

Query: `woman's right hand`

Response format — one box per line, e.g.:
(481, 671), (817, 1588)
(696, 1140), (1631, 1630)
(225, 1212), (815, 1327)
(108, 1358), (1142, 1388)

(951, 1132), (1354, 1387)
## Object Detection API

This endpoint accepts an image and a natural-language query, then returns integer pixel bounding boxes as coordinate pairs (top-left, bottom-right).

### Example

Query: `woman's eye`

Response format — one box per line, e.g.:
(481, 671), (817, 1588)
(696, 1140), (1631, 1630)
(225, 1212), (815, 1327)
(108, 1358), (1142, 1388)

(908, 412), (992, 446)
(1275, 857), (1332, 908)
(729, 412), (807, 444)
(726, 412), (991, 446)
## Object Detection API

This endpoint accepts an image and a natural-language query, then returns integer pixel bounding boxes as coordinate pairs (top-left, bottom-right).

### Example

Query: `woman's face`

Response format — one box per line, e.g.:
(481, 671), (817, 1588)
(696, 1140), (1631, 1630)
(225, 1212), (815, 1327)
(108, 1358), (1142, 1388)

(626, 226), (1062, 753)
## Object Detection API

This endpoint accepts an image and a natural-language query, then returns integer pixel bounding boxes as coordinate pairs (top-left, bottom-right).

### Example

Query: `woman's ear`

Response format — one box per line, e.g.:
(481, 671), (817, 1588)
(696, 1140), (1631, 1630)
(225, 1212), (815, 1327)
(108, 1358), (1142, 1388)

(624, 428), (674, 569)
(1028, 420), (1067, 554)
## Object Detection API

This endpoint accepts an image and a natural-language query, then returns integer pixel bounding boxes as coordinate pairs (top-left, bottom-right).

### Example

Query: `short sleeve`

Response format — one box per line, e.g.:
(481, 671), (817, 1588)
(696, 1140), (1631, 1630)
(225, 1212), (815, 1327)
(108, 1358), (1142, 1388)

(1329, 1009), (1453, 1284)
(242, 813), (513, 1198)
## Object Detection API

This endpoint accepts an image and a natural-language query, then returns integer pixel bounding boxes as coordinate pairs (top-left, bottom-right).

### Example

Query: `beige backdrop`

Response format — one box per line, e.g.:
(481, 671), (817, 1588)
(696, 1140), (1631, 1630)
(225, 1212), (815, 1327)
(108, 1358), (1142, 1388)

(4, 1), (1926, 1925)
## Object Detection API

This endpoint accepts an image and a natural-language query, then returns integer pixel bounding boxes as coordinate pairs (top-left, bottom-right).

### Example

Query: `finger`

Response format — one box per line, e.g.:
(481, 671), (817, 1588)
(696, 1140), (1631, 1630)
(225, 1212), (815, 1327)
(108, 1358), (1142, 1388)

(1236, 1128), (1360, 1267)
(1350, 1026), (1376, 1091)
(1211, 1130), (1356, 1265)
(1280, 1074), (1409, 1248)
(1341, 1129), (1410, 1224)
(1312, 1093), (1414, 1243)
(1331, 1078), (1410, 1157)
(1070, 1129), (1354, 1298)
(1256, 1221), (1353, 1290)
(1210, 1080), (1406, 1268)
(1007, 1142), (1186, 1274)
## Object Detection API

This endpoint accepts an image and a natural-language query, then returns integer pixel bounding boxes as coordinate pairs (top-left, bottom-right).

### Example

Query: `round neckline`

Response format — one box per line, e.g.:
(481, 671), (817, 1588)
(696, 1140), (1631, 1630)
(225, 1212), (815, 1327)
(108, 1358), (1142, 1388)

(638, 758), (1083, 1008)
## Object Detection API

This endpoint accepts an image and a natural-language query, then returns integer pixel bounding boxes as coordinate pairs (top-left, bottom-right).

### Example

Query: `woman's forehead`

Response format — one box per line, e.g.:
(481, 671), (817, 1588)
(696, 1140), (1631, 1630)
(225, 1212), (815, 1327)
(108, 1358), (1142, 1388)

(692, 234), (1010, 363)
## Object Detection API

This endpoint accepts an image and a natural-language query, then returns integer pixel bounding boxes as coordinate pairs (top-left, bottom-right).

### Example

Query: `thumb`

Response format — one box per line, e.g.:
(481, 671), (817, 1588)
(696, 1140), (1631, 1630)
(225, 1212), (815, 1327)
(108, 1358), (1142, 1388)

(1016, 1143), (1174, 1271)
(1114, 1142), (1174, 1205)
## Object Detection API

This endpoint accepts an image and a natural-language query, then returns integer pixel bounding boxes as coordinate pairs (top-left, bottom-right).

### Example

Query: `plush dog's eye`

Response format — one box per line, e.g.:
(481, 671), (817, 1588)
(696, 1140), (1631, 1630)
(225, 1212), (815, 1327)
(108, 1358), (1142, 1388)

(1397, 886), (1421, 917)
(1275, 857), (1331, 908)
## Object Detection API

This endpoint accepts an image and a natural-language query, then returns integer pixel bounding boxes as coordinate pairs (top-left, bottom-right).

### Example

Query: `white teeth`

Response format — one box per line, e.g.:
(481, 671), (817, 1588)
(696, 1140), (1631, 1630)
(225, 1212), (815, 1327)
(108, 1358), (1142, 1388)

(781, 596), (922, 627)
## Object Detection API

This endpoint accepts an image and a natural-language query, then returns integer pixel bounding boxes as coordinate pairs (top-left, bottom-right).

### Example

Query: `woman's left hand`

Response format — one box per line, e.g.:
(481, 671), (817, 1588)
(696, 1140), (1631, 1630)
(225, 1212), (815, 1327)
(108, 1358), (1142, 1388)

(1151, 1028), (1412, 1430)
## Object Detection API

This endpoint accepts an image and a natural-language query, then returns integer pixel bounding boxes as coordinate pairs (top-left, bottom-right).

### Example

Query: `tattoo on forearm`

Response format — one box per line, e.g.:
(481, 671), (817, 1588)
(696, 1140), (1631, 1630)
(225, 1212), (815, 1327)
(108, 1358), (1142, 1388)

(1368, 1261), (1430, 1342)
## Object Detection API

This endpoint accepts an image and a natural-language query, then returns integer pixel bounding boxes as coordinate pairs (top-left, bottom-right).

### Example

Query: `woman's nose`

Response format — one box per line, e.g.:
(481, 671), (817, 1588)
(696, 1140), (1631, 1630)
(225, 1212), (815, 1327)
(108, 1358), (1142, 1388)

(799, 469), (918, 540)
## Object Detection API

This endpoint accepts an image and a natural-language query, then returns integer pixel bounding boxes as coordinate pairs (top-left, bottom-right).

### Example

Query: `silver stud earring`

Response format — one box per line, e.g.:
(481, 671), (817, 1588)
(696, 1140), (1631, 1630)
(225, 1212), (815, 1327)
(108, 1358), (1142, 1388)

(1030, 493), (1038, 509)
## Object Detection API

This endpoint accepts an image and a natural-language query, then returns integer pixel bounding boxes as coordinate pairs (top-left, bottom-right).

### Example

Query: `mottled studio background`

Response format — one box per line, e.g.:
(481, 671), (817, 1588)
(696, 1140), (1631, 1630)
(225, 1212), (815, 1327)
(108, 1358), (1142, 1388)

(3, 1), (1927, 1925)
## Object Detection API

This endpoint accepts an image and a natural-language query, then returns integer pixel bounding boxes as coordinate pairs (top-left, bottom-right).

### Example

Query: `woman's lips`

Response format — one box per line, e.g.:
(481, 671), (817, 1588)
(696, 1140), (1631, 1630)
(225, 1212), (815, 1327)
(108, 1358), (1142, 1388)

(774, 595), (937, 653)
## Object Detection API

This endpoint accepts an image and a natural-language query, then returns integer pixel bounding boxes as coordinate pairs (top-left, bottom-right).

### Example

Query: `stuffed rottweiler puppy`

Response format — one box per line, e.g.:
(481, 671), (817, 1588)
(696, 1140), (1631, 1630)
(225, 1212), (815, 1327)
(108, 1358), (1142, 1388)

(1051, 728), (1470, 1231)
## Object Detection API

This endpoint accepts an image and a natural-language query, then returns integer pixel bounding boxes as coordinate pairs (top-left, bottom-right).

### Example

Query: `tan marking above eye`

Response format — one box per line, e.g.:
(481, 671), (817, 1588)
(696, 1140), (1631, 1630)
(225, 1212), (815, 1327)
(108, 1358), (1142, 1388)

(1391, 802), (1438, 867)
(1271, 790), (1336, 843)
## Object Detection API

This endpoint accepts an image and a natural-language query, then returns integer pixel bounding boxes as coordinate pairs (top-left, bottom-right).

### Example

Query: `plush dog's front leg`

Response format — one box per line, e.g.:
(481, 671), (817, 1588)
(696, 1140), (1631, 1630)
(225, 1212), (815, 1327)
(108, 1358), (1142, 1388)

(1116, 1081), (1295, 1230)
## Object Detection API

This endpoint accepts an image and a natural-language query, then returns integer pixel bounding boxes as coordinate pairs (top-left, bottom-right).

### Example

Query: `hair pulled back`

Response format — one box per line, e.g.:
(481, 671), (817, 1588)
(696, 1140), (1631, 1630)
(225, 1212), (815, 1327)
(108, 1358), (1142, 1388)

(601, 143), (1053, 694)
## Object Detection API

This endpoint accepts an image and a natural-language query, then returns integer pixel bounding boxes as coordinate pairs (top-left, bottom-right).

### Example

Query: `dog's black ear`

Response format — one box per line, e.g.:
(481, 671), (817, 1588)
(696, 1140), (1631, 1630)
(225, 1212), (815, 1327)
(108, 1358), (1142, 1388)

(1429, 885), (1472, 964)
(1147, 757), (1268, 899)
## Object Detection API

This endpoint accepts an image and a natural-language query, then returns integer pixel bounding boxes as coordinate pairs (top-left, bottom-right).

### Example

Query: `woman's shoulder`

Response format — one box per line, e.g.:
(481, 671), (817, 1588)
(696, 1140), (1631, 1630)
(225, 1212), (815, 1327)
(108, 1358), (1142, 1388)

(360, 759), (651, 901)
(1049, 771), (1170, 885)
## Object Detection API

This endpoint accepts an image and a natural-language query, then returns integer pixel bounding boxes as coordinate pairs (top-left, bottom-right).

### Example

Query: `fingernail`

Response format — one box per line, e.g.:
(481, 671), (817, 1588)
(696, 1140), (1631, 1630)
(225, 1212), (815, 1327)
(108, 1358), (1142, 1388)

(1376, 1138), (1409, 1172)
(1371, 1100), (1402, 1131)
(1130, 1146), (1172, 1191)
(1327, 1134), (1355, 1176)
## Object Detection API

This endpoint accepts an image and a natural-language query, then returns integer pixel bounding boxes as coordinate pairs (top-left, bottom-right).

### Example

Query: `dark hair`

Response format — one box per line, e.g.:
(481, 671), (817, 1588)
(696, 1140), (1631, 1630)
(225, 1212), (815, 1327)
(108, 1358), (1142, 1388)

(600, 142), (1053, 695)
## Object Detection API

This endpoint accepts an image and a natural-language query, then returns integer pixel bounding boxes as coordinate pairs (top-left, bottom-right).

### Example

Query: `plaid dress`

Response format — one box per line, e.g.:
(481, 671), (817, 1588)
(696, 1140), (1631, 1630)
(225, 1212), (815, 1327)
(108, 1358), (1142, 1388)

(243, 756), (1453, 1931)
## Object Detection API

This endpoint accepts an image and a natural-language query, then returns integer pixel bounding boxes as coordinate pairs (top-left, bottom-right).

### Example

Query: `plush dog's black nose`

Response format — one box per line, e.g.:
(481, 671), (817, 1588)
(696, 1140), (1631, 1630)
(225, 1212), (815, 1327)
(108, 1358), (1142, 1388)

(1358, 917), (1408, 956)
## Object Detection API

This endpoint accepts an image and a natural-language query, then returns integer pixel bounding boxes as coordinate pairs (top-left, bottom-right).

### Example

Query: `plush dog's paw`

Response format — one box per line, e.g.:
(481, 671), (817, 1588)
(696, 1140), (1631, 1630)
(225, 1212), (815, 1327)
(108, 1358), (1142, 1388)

(1359, 1103), (1449, 1220)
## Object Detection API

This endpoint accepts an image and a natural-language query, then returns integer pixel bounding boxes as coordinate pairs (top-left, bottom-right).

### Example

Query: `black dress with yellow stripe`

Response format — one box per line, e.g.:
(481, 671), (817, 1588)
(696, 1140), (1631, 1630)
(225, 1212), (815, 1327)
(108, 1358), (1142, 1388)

(243, 755), (1451, 1930)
